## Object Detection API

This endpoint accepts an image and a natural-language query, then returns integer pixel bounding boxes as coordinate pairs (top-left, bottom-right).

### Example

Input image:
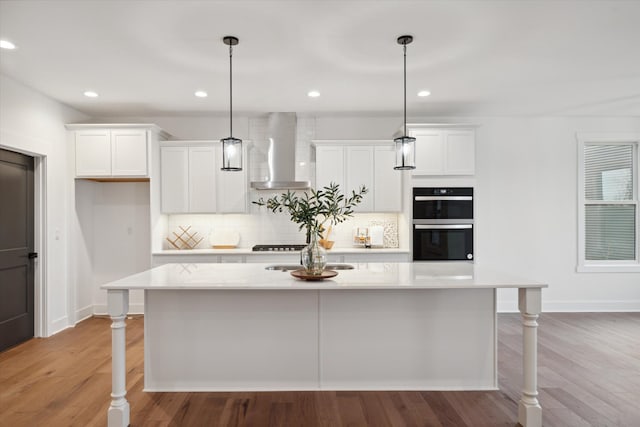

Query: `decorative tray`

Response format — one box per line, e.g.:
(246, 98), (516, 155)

(290, 269), (338, 281)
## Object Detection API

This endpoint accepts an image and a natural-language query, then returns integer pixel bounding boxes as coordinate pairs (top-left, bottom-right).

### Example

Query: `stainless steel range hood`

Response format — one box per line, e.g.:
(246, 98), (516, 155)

(250, 112), (311, 190)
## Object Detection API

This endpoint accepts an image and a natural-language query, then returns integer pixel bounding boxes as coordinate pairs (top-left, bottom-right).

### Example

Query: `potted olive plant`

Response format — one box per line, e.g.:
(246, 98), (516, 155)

(253, 182), (368, 274)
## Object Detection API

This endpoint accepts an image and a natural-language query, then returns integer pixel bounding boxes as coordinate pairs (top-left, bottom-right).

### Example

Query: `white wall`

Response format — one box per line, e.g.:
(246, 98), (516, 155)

(0, 74), (88, 335)
(96, 112), (640, 311)
(74, 180), (150, 316)
(474, 116), (640, 312)
(92, 182), (150, 314)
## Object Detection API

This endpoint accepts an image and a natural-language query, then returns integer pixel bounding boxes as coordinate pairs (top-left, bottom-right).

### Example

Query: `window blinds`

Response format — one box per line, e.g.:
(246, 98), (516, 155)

(584, 144), (636, 261)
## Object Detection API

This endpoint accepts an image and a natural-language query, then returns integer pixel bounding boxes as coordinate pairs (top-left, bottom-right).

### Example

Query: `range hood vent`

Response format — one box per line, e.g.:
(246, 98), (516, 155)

(250, 112), (311, 190)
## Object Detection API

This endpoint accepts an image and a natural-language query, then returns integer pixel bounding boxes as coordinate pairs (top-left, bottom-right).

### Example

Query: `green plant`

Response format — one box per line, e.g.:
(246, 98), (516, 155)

(253, 182), (368, 242)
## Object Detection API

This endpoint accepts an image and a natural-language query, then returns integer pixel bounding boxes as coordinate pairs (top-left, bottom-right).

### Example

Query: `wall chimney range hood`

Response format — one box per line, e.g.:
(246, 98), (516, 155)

(250, 112), (311, 190)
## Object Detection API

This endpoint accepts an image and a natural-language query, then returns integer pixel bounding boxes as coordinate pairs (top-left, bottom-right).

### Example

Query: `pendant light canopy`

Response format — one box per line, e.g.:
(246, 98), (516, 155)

(221, 36), (243, 171)
(394, 35), (416, 170)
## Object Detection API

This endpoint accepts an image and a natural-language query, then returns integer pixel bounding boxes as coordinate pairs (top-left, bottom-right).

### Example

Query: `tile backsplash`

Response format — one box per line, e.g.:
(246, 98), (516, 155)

(165, 212), (400, 249)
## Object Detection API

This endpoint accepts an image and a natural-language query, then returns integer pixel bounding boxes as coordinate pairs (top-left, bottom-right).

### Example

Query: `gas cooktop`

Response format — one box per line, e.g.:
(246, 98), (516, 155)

(252, 244), (307, 252)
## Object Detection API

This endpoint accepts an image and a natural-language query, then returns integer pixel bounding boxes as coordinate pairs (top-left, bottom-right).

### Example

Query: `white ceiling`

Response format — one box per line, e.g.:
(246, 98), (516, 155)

(1, 0), (639, 118)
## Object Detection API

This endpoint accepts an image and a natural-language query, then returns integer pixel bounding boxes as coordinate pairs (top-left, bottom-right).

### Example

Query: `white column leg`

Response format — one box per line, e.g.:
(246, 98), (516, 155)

(517, 287), (542, 427)
(107, 289), (130, 427)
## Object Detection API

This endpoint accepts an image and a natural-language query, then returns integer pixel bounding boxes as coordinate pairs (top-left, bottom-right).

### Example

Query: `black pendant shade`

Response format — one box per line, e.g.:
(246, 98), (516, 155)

(221, 36), (243, 171)
(394, 35), (416, 170)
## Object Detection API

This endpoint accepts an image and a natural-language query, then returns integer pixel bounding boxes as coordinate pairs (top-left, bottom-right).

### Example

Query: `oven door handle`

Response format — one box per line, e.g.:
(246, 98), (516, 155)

(415, 224), (473, 229)
(414, 196), (473, 201)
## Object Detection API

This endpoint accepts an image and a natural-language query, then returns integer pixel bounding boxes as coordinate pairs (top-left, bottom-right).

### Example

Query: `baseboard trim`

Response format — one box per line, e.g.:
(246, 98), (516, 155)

(49, 315), (71, 336)
(75, 305), (94, 324)
(498, 299), (640, 313)
(93, 303), (145, 316)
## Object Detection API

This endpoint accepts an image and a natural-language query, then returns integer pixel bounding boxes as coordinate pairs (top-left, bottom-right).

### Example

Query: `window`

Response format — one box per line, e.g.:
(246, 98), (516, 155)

(577, 133), (639, 272)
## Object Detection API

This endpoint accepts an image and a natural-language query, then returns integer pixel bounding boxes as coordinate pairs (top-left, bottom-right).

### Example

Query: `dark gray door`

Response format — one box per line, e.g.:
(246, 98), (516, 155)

(0, 148), (35, 352)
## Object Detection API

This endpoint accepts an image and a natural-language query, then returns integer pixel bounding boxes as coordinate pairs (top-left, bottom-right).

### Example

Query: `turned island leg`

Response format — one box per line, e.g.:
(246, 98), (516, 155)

(107, 289), (130, 427)
(518, 287), (542, 427)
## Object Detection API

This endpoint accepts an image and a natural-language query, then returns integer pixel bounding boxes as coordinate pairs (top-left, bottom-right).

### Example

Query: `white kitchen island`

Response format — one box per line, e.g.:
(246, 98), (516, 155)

(102, 262), (546, 427)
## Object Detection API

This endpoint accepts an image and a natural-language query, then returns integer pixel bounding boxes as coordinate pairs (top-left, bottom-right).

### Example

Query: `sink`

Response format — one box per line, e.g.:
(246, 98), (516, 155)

(265, 264), (354, 271)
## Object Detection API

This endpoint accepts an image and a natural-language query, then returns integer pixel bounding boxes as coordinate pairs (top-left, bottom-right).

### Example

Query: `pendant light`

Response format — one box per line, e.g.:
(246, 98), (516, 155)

(221, 36), (243, 171)
(394, 35), (416, 170)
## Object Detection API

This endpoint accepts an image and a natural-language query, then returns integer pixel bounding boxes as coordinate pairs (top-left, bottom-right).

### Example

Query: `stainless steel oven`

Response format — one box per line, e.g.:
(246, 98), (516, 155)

(413, 187), (474, 261)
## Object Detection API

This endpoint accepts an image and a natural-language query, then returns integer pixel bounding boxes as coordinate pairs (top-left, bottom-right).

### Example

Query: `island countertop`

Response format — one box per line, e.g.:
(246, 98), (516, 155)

(101, 261), (547, 291)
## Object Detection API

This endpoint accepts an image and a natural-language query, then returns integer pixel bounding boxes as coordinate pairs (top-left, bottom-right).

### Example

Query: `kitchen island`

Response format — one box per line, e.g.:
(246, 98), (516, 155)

(102, 262), (546, 427)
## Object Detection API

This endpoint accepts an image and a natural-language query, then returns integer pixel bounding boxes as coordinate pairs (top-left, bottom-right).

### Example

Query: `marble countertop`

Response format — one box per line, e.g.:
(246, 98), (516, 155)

(102, 262), (547, 291)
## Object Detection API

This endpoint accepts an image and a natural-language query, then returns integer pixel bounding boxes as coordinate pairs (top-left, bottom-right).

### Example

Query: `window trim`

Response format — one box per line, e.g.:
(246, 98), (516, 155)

(577, 132), (640, 273)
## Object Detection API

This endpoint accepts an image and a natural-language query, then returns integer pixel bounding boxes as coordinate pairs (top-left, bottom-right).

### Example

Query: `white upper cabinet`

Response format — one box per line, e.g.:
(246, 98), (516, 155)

(111, 129), (149, 176)
(345, 146), (374, 212)
(411, 129), (445, 175)
(160, 147), (189, 213)
(313, 141), (402, 212)
(188, 146), (217, 213)
(160, 142), (247, 214)
(216, 151), (247, 213)
(410, 127), (475, 176)
(73, 127), (149, 177)
(374, 145), (402, 212)
(445, 130), (475, 175)
(315, 145), (345, 190)
(75, 130), (112, 176)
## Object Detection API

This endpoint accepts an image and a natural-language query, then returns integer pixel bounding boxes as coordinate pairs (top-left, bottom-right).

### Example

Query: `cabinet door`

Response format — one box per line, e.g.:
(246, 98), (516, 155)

(188, 146), (217, 213)
(75, 130), (111, 176)
(218, 255), (245, 263)
(111, 129), (148, 176)
(315, 146), (345, 191)
(216, 144), (247, 213)
(374, 145), (402, 212)
(411, 130), (445, 175)
(345, 146), (374, 212)
(160, 147), (189, 213)
(445, 130), (475, 175)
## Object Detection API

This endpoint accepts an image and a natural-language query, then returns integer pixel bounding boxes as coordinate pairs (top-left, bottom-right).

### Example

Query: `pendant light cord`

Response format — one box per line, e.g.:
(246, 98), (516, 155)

(229, 43), (233, 138)
(403, 42), (407, 137)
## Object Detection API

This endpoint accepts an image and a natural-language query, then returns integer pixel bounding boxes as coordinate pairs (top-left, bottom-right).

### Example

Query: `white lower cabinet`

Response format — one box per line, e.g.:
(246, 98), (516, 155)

(219, 255), (245, 263)
(313, 141), (402, 212)
(245, 254), (300, 264)
(342, 253), (409, 263)
(152, 251), (409, 266)
(160, 142), (247, 213)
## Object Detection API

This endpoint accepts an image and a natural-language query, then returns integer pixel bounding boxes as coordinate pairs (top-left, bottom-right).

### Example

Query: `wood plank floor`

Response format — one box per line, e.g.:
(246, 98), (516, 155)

(1, 313), (638, 426)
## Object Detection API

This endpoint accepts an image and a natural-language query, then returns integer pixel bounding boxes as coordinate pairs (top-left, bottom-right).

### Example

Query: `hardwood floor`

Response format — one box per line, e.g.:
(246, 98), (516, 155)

(1, 313), (638, 426)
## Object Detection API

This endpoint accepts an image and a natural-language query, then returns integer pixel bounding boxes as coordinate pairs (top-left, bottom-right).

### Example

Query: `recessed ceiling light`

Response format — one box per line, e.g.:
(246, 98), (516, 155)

(418, 90), (431, 97)
(0, 40), (16, 50)
(83, 91), (99, 98)
(307, 90), (320, 98)
(195, 90), (208, 98)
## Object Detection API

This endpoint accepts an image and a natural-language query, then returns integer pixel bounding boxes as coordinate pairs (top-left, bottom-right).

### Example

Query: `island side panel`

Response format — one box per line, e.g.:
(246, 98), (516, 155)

(319, 288), (496, 390)
(144, 289), (319, 391)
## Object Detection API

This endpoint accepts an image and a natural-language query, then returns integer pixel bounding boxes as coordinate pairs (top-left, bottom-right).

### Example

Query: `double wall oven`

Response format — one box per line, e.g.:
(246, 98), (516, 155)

(413, 187), (474, 261)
